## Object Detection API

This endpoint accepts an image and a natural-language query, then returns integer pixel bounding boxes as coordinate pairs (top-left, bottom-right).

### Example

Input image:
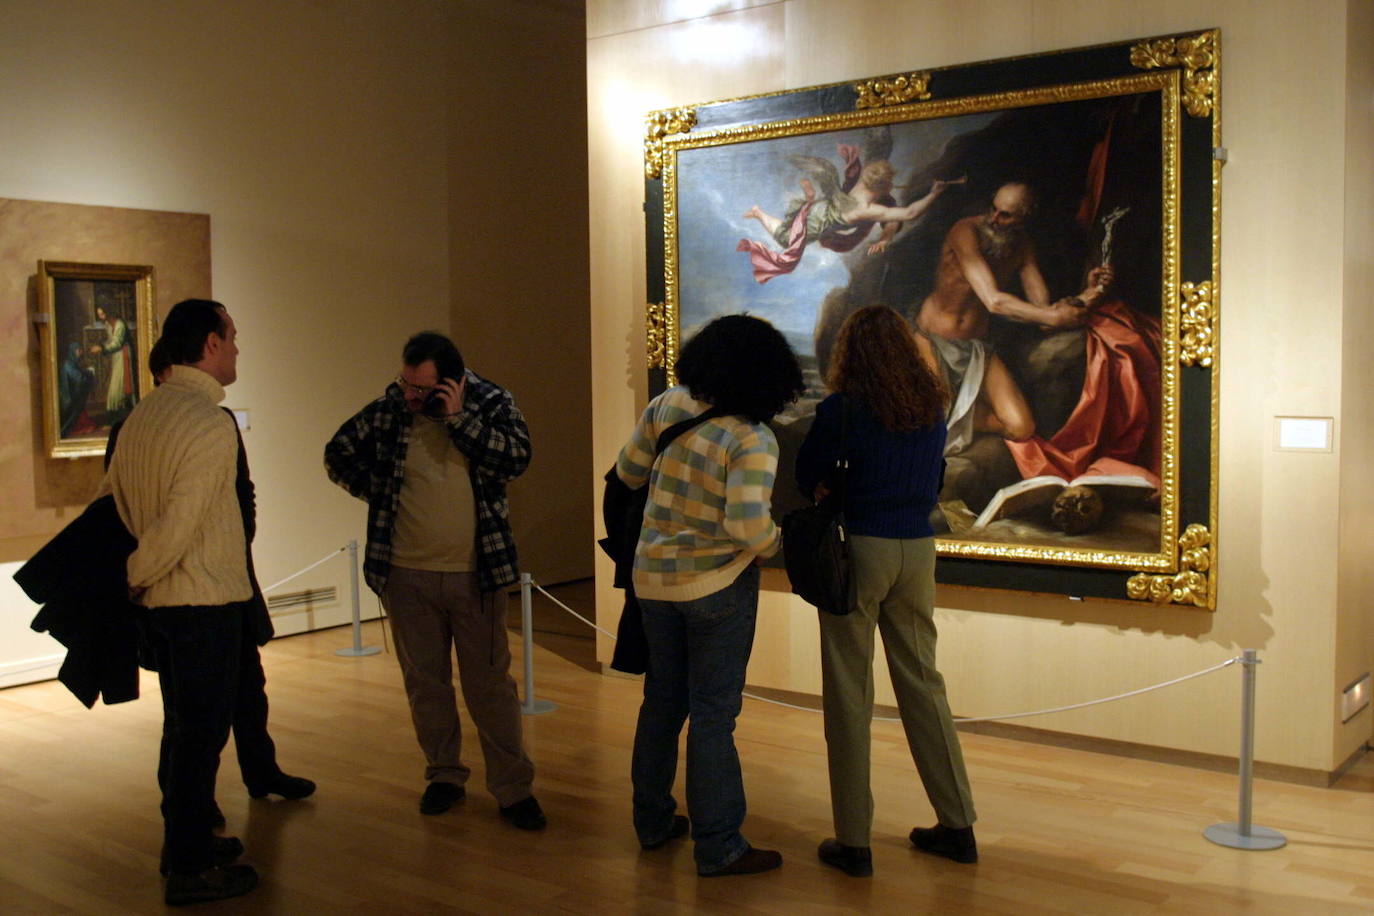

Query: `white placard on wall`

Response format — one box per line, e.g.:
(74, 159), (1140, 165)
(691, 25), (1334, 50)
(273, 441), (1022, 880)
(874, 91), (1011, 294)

(1274, 416), (1333, 452)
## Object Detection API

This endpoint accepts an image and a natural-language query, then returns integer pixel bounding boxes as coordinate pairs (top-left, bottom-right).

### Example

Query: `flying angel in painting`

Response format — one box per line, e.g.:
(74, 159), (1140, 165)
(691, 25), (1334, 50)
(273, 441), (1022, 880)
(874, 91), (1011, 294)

(737, 127), (964, 283)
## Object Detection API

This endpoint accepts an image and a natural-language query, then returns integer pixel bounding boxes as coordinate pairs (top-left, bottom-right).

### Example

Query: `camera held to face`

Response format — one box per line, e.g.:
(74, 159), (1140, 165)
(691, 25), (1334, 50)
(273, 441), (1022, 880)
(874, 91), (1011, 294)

(421, 350), (466, 419)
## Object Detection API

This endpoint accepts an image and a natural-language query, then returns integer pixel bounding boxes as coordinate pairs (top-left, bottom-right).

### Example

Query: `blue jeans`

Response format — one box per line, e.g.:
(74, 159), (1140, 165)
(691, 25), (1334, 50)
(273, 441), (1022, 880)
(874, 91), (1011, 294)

(631, 564), (759, 873)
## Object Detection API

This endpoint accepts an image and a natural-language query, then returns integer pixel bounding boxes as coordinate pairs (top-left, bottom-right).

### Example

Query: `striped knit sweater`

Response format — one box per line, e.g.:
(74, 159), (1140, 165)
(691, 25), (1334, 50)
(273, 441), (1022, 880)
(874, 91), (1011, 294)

(102, 365), (251, 609)
(615, 386), (780, 602)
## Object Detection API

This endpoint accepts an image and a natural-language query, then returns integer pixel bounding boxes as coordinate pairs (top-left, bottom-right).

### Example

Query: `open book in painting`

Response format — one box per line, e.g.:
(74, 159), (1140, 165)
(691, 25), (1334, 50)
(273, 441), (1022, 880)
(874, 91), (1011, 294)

(972, 473), (1156, 530)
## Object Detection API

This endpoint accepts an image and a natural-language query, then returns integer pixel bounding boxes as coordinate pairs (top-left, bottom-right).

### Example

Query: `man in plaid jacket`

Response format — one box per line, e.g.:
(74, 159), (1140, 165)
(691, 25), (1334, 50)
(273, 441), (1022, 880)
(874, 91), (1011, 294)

(324, 331), (545, 830)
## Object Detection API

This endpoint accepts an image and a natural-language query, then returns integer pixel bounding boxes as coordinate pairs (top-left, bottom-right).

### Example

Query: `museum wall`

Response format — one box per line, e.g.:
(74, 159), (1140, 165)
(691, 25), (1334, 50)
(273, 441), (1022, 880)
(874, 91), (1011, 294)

(0, 0), (594, 686)
(445, 0), (593, 588)
(1336, 0), (1374, 766)
(587, 0), (1374, 774)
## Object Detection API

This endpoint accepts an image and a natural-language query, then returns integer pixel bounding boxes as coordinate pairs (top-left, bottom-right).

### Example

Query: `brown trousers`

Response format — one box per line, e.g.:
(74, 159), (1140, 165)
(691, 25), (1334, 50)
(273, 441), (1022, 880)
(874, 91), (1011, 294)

(382, 567), (534, 806)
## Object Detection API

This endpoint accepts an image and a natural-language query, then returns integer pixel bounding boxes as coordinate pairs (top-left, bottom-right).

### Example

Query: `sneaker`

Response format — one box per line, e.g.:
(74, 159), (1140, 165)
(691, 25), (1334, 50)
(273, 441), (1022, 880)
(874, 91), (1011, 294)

(817, 838), (872, 877)
(419, 782), (465, 815)
(159, 835), (244, 877)
(698, 846), (782, 877)
(499, 796), (547, 831)
(909, 823), (978, 864)
(247, 773), (317, 800)
(164, 863), (258, 906)
(640, 815), (689, 850)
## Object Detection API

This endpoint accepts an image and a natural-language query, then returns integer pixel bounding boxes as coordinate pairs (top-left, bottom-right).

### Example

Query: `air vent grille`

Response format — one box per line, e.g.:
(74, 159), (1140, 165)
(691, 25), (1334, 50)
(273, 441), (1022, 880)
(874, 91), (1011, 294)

(266, 586), (338, 614)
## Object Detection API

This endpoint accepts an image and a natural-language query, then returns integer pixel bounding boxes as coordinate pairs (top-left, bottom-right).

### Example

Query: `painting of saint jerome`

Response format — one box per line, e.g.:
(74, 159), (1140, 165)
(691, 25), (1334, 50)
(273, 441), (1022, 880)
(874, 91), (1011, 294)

(672, 88), (1167, 561)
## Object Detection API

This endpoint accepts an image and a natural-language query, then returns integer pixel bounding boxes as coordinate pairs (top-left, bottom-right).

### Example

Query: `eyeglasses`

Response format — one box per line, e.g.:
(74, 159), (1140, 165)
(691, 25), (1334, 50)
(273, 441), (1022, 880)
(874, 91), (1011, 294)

(394, 376), (436, 396)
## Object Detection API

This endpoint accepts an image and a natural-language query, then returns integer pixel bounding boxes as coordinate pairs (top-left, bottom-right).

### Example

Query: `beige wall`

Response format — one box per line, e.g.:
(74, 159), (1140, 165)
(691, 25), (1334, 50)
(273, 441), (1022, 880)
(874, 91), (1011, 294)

(0, 0), (593, 677)
(447, 1), (593, 587)
(588, 0), (1373, 773)
(1336, 0), (1374, 766)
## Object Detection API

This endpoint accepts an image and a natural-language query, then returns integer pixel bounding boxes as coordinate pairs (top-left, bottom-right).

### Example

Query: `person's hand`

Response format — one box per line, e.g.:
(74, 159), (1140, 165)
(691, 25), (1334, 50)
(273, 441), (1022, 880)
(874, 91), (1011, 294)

(1086, 264), (1115, 295)
(1045, 299), (1089, 329)
(932, 175), (967, 194)
(433, 375), (466, 417)
(867, 239), (890, 255)
(128, 584), (146, 601)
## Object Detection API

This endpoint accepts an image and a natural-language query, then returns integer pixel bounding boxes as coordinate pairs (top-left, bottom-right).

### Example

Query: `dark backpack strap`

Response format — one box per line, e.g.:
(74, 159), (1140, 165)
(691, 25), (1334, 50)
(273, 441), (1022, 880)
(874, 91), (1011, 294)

(654, 405), (726, 456)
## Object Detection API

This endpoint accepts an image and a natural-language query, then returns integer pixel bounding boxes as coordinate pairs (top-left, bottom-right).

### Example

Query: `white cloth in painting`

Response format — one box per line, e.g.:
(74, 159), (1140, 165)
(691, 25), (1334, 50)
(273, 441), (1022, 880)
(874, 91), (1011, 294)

(925, 334), (987, 457)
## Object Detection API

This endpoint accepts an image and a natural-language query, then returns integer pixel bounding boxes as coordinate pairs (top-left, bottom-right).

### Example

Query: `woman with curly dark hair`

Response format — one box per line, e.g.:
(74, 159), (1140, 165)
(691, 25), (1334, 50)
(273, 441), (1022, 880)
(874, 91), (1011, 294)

(615, 314), (803, 877)
(796, 305), (977, 877)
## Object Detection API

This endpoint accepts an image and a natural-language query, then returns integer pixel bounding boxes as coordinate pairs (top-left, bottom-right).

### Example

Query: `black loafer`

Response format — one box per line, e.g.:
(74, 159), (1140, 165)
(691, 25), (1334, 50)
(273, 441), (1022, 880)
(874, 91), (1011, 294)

(165, 863), (257, 906)
(640, 815), (689, 850)
(499, 796), (547, 830)
(698, 846), (782, 877)
(247, 774), (316, 800)
(160, 835), (244, 877)
(818, 837), (872, 877)
(909, 823), (978, 864)
(419, 782), (465, 815)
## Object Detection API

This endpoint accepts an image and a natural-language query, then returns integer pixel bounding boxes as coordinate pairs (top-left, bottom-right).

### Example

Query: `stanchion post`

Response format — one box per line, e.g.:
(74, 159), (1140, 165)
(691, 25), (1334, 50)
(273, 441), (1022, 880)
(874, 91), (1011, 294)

(1204, 648), (1285, 849)
(335, 539), (381, 658)
(519, 572), (557, 715)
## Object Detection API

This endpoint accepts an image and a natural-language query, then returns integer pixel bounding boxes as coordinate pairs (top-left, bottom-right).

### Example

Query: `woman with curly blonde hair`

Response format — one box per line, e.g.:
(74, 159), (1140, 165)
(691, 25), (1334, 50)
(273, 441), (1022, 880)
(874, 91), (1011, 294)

(796, 305), (977, 877)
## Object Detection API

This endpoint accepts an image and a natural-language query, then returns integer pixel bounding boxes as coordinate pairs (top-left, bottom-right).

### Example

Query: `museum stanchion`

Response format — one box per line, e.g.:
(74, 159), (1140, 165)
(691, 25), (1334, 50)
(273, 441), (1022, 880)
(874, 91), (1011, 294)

(335, 540), (381, 658)
(523, 579), (1287, 852)
(1203, 649), (1286, 850)
(260, 539), (380, 658)
(517, 573), (557, 715)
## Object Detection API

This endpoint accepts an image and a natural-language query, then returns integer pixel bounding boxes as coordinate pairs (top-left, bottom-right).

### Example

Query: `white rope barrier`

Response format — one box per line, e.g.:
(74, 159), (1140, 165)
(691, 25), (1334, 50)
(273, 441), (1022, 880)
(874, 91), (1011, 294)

(261, 546), (348, 595)
(525, 575), (1242, 724)
(258, 541), (378, 657)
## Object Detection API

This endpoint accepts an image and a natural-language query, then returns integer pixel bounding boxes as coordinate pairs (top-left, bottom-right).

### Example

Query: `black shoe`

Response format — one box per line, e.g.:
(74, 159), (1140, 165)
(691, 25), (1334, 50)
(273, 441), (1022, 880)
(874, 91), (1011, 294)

(817, 838), (872, 877)
(247, 773), (316, 800)
(164, 863), (258, 906)
(499, 796), (547, 831)
(640, 815), (689, 850)
(159, 835), (244, 877)
(699, 846), (782, 877)
(909, 823), (978, 864)
(419, 782), (465, 815)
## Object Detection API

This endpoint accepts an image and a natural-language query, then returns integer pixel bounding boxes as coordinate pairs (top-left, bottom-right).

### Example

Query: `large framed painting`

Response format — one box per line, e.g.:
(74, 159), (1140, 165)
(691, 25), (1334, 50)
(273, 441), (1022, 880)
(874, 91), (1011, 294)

(36, 260), (156, 459)
(643, 31), (1221, 609)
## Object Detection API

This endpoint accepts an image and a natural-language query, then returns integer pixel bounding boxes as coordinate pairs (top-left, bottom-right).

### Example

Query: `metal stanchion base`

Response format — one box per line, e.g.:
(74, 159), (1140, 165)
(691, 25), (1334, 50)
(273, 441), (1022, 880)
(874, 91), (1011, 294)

(1204, 823), (1286, 850)
(335, 646), (382, 657)
(521, 698), (558, 716)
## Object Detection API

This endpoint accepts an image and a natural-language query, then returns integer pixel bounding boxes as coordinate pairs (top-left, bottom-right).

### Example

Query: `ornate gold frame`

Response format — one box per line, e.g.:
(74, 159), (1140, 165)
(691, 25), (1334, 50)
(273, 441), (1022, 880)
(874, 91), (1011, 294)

(36, 260), (156, 459)
(643, 31), (1220, 607)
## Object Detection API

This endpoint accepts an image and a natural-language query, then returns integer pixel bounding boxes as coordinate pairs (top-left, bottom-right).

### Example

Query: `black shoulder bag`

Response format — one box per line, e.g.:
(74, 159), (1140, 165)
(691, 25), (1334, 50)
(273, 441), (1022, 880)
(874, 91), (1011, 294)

(600, 406), (724, 672)
(782, 398), (853, 615)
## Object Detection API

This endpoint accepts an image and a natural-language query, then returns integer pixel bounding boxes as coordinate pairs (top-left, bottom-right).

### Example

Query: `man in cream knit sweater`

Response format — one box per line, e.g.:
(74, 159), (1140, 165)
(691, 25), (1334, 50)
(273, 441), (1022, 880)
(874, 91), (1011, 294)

(104, 299), (259, 906)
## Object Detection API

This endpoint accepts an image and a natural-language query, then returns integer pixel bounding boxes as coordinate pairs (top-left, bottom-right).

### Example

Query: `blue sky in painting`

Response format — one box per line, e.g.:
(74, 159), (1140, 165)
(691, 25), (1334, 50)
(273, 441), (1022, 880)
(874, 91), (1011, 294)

(676, 112), (997, 356)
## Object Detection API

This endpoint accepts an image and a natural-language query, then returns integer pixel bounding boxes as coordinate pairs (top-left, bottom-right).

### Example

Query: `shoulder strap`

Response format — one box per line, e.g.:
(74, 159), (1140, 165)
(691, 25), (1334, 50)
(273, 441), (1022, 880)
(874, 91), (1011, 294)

(654, 405), (726, 456)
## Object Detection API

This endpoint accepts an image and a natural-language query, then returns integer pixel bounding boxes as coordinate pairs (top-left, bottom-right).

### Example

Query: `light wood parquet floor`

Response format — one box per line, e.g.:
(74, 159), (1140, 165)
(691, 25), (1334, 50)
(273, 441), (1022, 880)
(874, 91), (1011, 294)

(1, 582), (1372, 914)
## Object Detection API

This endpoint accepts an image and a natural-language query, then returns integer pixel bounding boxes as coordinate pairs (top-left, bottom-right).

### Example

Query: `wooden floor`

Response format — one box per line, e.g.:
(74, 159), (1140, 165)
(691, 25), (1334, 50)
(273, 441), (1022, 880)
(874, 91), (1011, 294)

(2, 584), (1372, 914)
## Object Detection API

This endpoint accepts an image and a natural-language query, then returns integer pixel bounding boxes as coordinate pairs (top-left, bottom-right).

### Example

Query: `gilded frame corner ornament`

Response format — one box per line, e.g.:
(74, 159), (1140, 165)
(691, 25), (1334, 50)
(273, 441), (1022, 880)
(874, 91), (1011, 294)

(645, 107), (698, 180)
(1130, 29), (1217, 118)
(855, 72), (932, 110)
(1126, 524), (1213, 608)
(643, 31), (1221, 607)
(1179, 280), (1215, 367)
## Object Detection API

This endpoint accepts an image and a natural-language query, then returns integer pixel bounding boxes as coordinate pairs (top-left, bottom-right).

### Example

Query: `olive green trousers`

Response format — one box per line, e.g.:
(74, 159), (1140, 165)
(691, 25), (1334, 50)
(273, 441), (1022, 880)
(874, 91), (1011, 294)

(819, 535), (976, 846)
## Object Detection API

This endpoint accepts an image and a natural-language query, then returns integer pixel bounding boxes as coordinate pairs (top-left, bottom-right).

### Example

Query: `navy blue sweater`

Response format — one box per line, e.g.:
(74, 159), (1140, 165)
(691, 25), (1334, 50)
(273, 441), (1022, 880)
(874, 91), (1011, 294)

(795, 393), (946, 539)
